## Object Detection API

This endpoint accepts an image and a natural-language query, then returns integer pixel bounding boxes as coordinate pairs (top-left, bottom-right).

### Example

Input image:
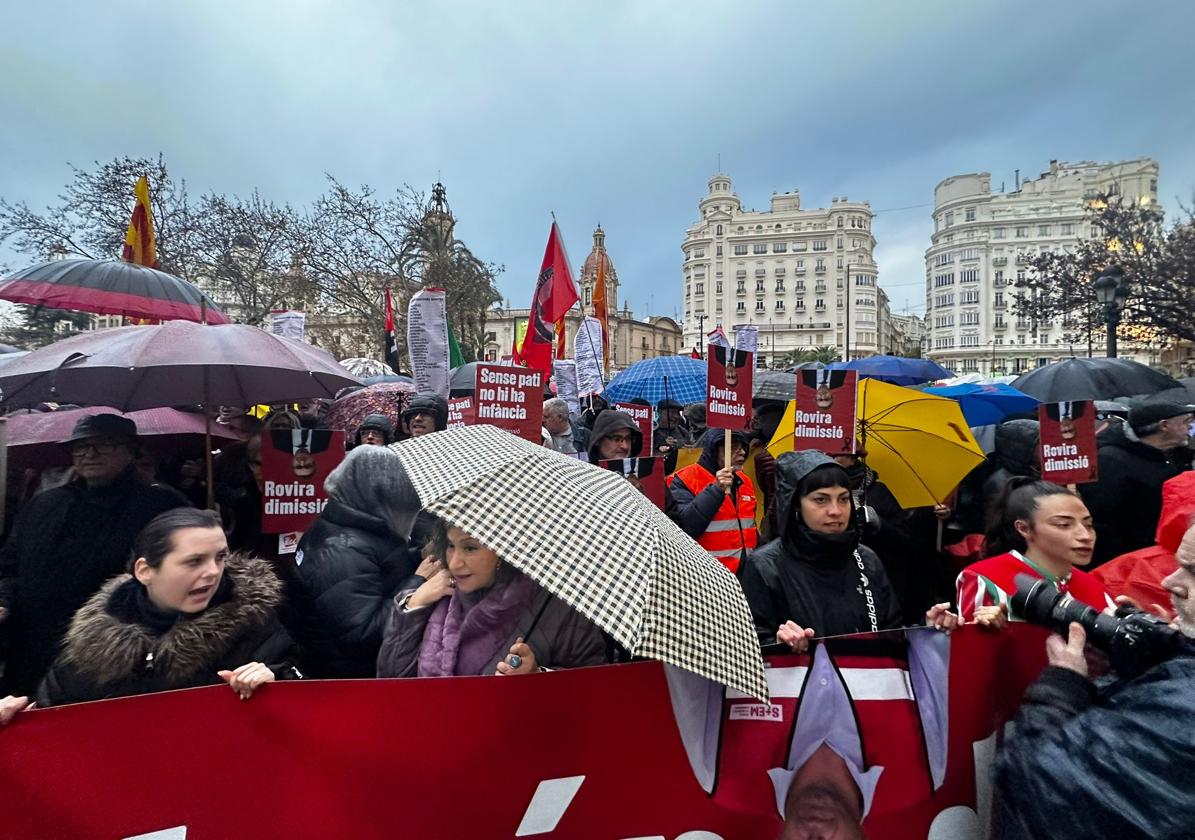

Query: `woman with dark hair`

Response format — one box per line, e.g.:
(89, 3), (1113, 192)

(740, 451), (958, 650)
(956, 478), (1114, 626)
(28, 508), (298, 708)
(376, 519), (606, 677)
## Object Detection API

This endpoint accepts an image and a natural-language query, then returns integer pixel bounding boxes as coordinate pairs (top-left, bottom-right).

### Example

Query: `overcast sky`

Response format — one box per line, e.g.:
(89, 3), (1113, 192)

(2, 1), (1193, 320)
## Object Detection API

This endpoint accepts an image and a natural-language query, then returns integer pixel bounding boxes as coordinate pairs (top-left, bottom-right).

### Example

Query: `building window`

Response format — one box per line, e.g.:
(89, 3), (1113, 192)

(965, 207), (976, 221)
(960, 290), (979, 304)
(994, 270), (1004, 285)
(773, 242), (787, 253)
(733, 244), (748, 256)
(775, 281), (785, 293)
(815, 259), (825, 271)
(695, 283), (704, 295)
(774, 300), (785, 311)
(836, 236), (843, 249)
(756, 300), (766, 312)
(795, 260), (805, 271)
(934, 253), (954, 267)
(753, 244), (768, 255)
(815, 298), (826, 309)
(960, 269), (979, 283)
(1038, 225), (1051, 236)
(1015, 226), (1028, 238)
(716, 245), (723, 256)
(736, 301), (746, 312)
(793, 242), (808, 252)
(837, 216), (844, 228)
(813, 240), (828, 251)
(1061, 223), (1074, 235)
(1016, 270), (1026, 284)
(716, 224), (723, 236)
(993, 227), (1005, 239)
(934, 274), (955, 288)
(960, 311), (979, 324)
(961, 335), (980, 347)
(715, 281), (723, 294)
(945, 211), (954, 227)
(837, 257), (844, 269)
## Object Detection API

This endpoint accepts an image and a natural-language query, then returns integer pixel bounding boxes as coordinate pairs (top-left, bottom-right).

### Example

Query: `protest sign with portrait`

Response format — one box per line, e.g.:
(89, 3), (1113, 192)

(794, 368), (858, 454)
(260, 429), (345, 533)
(1038, 400), (1098, 485)
(707, 344), (752, 431)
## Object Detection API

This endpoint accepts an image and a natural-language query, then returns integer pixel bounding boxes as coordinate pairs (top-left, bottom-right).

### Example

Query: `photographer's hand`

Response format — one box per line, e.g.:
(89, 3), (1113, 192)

(1046, 622), (1088, 677)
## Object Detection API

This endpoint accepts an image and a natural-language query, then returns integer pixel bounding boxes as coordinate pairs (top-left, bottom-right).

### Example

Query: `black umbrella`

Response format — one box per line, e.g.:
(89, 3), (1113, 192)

(448, 361), (484, 396)
(0, 258), (230, 324)
(753, 370), (797, 402)
(1011, 358), (1180, 402)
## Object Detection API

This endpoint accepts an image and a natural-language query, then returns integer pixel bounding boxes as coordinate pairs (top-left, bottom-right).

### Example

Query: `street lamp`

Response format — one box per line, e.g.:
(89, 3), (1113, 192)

(1092, 265), (1130, 359)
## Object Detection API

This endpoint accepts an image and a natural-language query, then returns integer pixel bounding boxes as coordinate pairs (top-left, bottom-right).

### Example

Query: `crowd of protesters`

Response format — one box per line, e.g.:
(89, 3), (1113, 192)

(2, 387), (1193, 746)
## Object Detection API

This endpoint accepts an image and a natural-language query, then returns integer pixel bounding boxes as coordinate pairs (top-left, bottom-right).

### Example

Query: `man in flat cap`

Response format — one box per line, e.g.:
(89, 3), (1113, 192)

(0, 414), (189, 695)
(1081, 398), (1194, 566)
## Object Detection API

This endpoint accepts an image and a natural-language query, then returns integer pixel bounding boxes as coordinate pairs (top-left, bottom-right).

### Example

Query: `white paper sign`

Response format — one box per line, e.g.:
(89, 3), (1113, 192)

(269, 310), (306, 343)
(406, 288), (451, 398)
(552, 360), (580, 418)
(735, 325), (758, 355)
(574, 317), (605, 397)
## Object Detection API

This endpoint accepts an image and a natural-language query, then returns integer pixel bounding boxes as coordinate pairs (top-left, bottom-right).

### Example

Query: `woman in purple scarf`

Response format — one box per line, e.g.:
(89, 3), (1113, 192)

(376, 520), (607, 677)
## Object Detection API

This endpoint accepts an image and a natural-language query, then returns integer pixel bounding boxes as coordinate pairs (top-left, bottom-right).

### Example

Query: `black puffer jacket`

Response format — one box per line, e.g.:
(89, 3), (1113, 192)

(739, 450), (901, 643)
(283, 446), (423, 678)
(981, 419), (1041, 510)
(995, 645), (1195, 839)
(1080, 427), (1187, 565)
(36, 554), (296, 707)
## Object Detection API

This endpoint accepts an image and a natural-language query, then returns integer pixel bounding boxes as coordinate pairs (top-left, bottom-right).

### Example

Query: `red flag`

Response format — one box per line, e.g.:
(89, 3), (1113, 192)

(690, 346), (702, 360)
(518, 222), (579, 376)
(384, 288), (400, 372)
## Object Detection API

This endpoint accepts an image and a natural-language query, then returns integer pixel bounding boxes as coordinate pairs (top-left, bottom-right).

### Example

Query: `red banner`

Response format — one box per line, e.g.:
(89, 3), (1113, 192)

(599, 456), (666, 509)
(259, 429), (345, 533)
(0, 626), (1047, 839)
(474, 363), (544, 441)
(613, 402), (652, 457)
(446, 396), (474, 430)
(1038, 400), (1098, 485)
(795, 368), (858, 454)
(707, 344), (752, 430)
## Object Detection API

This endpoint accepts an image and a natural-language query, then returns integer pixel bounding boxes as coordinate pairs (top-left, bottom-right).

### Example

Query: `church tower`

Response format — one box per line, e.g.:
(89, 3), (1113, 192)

(578, 225), (619, 315)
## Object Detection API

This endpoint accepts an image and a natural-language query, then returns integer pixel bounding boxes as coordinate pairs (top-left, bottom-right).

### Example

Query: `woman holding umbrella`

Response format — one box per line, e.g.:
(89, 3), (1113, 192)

(376, 520), (607, 677)
(740, 451), (959, 650)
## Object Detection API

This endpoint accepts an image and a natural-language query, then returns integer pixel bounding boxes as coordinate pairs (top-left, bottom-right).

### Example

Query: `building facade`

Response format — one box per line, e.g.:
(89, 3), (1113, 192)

(681, 174), (883, 368)
(925, 158), (1159, 375)
(483, 227), (682, 371)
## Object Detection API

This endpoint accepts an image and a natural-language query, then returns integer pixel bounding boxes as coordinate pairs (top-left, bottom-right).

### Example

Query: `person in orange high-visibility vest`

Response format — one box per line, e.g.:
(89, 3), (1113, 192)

(668, 429), (757, 574)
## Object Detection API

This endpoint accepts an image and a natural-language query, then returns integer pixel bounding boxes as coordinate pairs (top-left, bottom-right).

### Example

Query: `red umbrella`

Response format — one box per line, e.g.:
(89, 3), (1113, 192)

(325, 382), (417, 439)
(0, 259), (231, 325)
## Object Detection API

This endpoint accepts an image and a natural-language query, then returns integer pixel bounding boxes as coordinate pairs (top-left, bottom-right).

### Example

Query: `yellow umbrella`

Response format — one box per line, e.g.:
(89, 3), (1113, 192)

(767, 378), (986, 508)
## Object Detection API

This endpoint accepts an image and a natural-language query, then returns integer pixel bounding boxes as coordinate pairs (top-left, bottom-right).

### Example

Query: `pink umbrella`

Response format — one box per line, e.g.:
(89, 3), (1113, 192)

(2, 406), (241, 471)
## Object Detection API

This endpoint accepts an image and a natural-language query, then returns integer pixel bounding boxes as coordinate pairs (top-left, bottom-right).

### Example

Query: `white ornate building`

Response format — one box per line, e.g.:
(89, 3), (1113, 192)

(681, 174), (885, 367)
(925, 159), (1159, 375)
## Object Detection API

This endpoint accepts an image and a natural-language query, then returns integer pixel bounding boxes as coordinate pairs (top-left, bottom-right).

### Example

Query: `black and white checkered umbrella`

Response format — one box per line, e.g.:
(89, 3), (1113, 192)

(389, 425), (768, 700)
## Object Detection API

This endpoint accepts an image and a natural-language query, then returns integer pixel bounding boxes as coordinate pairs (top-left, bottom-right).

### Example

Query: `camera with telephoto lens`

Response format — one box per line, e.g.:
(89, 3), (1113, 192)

(1011, 573), (1183, 680)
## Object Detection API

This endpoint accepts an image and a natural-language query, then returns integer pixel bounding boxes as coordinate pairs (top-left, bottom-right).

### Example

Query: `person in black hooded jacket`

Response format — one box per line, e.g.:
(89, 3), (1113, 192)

(739, 451), (958, 649)
(587, 408), (643, 463)
(282, 445), (426, 678)
(401, 394), (449, 438)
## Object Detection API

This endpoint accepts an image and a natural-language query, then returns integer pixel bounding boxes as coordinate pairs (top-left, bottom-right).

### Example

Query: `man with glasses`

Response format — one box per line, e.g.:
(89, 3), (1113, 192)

(0, 414), (189, 696)
(1082, 398), (1194, 566)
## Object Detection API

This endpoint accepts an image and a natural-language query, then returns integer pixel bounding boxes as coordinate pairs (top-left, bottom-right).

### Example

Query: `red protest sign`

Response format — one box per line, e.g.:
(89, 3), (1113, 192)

(446, 396), (474, 430)
(599, 456), (666, 509)
(1037, 400), (1098, 485)
(794, 369), (857, 454)
(474, 363), (544, 441)
(706, 344), (752, 430)
(260, 429), (345, 533)
(613, 403), (652, 457)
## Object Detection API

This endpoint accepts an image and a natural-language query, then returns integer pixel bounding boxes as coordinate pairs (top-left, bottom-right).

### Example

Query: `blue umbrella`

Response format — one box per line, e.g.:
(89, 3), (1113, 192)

(832, 355), (954, 386)
(925, 382), (1040, 426)
(604, 355), (707, 405)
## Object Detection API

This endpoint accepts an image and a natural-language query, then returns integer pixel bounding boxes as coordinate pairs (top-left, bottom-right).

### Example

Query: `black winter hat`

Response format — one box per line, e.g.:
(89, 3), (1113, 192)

(356, 413), (394, 443)
(402, 393), (449, 431)
(64, 413), (138, 444)
(1128, 399), (1195, 434)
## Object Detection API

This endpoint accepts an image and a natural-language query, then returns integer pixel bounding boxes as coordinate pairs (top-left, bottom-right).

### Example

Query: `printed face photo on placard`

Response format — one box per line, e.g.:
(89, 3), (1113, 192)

(794, 369), (858, 455)
(707, 344), (753, 430)
(1038, 400), (1098, 485)
(260, 429), (345, 534)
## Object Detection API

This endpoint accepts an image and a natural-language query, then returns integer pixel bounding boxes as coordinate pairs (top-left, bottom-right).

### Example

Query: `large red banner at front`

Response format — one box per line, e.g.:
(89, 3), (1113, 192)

(0, 626), (1047, 839)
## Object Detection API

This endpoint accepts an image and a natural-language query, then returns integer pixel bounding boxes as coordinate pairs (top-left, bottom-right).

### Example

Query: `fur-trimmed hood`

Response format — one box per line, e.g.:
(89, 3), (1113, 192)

(58, 553), (283, 689)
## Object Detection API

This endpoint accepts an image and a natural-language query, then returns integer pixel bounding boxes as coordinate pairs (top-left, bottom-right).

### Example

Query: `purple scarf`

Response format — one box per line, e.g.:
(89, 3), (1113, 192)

(417, 567), (539, 677)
